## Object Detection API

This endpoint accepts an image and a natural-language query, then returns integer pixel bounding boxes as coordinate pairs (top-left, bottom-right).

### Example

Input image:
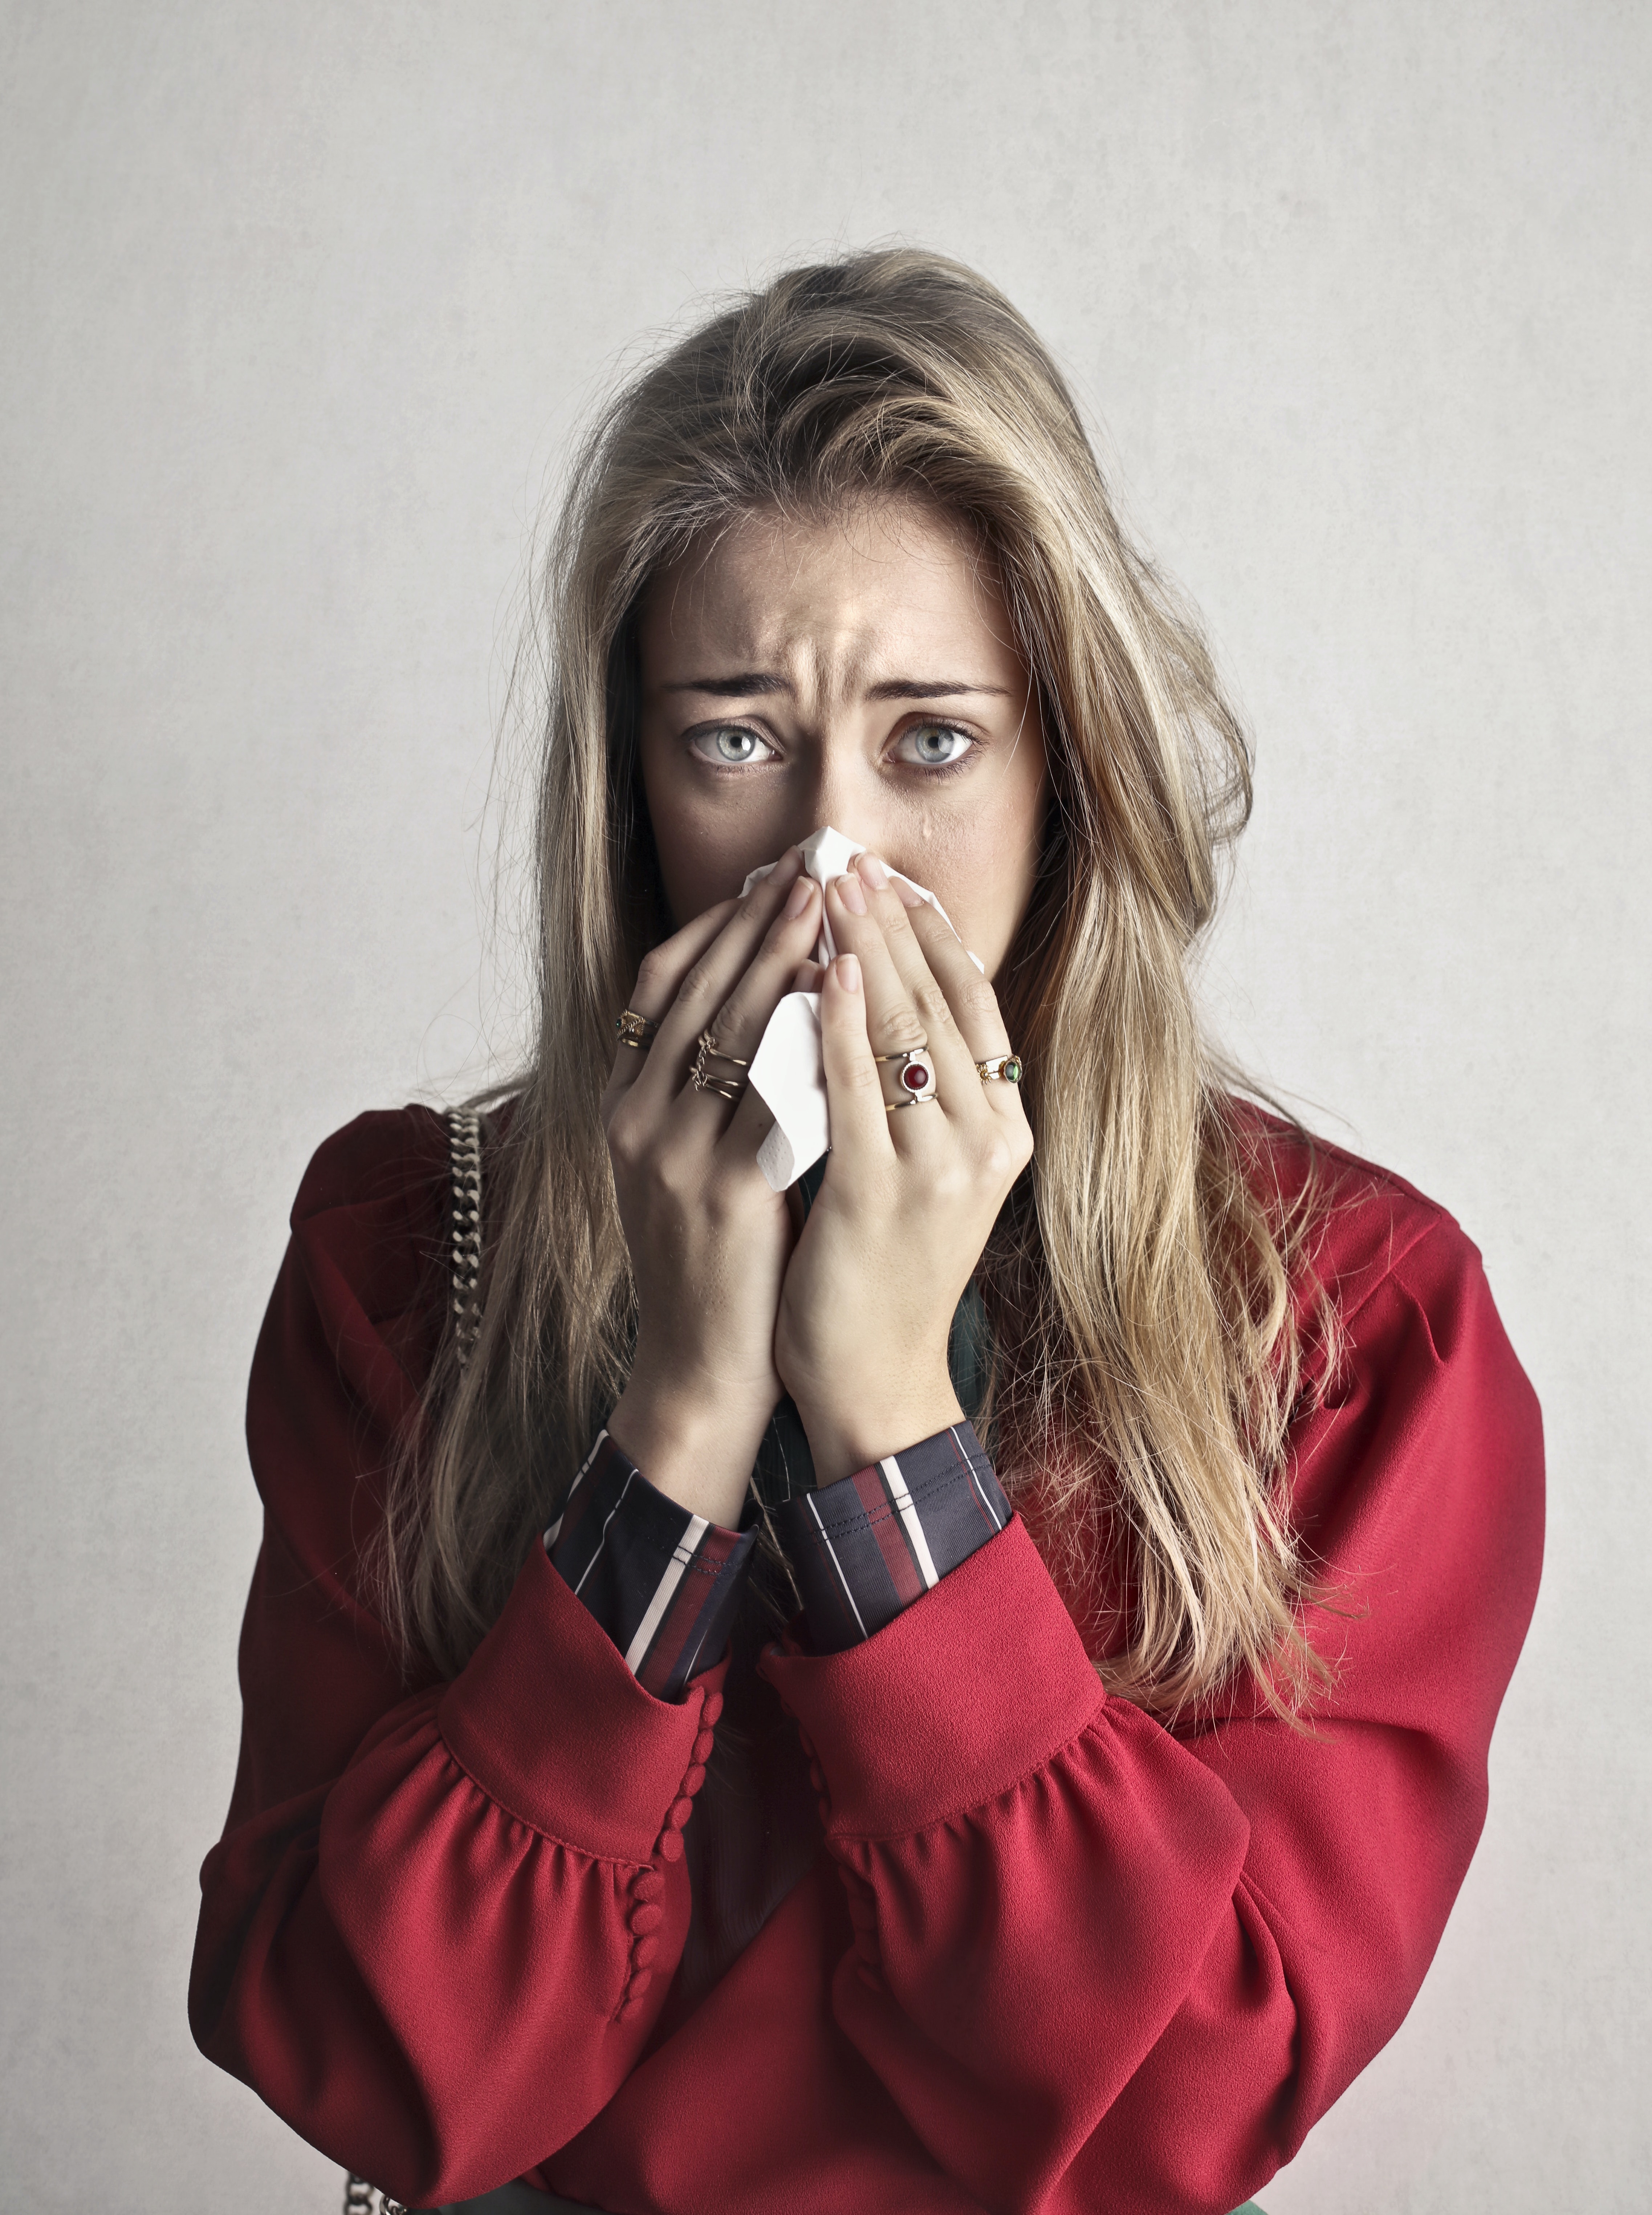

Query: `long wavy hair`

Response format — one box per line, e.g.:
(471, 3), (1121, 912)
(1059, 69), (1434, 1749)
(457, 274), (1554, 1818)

(384, 247), (1334, 1720)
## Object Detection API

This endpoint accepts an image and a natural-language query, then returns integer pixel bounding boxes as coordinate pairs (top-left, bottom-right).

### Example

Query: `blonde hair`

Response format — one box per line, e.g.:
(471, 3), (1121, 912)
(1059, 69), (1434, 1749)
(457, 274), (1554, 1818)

(386, 248), (1333, 1717)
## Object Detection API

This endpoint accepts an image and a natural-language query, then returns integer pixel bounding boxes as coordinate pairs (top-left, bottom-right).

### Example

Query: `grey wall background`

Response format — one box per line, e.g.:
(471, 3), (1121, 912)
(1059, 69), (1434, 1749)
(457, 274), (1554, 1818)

(2, 2), (1646, 2209)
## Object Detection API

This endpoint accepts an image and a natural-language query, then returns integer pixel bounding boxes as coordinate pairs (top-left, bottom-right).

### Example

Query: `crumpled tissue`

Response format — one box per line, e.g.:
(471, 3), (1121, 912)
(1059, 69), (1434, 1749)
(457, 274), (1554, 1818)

(741, 825), (980, 1192)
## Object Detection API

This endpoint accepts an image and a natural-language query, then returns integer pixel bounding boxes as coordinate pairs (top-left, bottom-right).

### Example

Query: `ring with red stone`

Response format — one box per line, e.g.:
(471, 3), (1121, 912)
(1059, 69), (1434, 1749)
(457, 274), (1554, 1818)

(874, 1046), (938, 1111)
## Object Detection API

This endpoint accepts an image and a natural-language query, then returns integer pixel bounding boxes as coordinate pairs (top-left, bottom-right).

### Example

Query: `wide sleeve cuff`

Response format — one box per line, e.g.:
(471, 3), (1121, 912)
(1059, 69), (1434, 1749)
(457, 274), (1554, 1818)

(543, 1430), (757, 1701)
(759, 1514), (1106, 1840)
(772, 1419), (1010, 1654)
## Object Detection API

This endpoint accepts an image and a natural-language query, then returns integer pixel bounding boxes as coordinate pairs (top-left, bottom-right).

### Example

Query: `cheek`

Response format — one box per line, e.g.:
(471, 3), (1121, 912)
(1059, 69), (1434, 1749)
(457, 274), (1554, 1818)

(916, 756), (1046, 968)
(639, 737), (773, 920)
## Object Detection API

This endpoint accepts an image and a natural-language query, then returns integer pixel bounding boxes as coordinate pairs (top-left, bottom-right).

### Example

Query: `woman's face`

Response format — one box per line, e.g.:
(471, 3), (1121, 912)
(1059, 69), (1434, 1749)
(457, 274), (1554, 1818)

(636, 497), (1048, 980)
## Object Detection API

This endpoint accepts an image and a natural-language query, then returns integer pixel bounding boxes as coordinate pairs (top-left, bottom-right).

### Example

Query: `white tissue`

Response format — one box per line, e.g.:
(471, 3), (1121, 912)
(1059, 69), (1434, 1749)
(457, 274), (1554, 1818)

(741, 826), (979, 1192)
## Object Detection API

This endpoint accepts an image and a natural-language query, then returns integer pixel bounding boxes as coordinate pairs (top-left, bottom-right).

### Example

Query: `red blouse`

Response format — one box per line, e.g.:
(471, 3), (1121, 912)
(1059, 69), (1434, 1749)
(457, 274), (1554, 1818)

(189, 1105), (1543, 2214)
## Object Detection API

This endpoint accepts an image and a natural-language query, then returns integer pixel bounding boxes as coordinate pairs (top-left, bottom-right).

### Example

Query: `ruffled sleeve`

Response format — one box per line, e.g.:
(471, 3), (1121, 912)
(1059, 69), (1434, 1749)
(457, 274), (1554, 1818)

(757, 1181), (1545, 2213)
(188, 1110), (731, 2207)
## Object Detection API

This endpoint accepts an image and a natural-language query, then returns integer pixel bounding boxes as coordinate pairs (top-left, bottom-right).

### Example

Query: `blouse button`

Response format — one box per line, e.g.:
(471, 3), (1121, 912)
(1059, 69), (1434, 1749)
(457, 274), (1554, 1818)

(629, 1902), (663, 1935)
(632, 1868), (664, 1901)
(617, 1994), (644, 2022)
(700, 1692), (724, 1726)
(807, 1761), (825, 1791)
(691, 1730), (715, 1764)
(632, 1936), (659, 1968)
(666, 1795), (694, 1829)
(657, 1828), (684, 1862)
(816, 1797), (831, 1824)
(625, 1968), (654, 1997)
(681, 1764), (706, 1796)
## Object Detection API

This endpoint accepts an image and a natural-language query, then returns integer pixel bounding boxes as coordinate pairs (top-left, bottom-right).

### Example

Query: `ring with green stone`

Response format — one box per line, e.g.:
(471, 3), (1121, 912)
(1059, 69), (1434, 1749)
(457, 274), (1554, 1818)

(977, 1053), (1024, 1084)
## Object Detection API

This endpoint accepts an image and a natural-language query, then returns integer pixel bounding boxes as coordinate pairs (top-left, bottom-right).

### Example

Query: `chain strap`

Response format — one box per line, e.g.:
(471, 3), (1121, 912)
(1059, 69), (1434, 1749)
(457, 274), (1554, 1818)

(340, 1113), (484, 2215)
(448, 1106), (484, 1366)
(343, 2180), (407, 2215)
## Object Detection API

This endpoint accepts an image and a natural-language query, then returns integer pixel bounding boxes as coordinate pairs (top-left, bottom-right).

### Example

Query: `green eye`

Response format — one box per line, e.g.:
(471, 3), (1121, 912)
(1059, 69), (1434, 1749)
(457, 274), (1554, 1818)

(900, 723), (973, 768)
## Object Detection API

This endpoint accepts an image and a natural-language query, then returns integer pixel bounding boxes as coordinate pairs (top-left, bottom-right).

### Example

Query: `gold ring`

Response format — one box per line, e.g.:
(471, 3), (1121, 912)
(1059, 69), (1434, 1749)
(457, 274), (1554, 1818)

(695, 1030), (749, 1071)
(876, 1046), (937, 1109)
(615, 1009), (660, 1051)
(976, 1053), (1024, 1084)
(691, 1069), (746, 1101)
(691, 1031), (749, 1101)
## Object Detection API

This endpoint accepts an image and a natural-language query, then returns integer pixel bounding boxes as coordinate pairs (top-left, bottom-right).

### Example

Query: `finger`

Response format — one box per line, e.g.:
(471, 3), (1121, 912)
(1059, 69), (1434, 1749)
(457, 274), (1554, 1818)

(603, 897), (739, 1113)
(695, 873), (821, 1054)
(890, 896), (1012, 1058)
(855, 870), (1033, 1188)
(855, 855), (1013, 1089)
(893, 899), (1032, 1129)
(630, 849), (810, 1112)
(823, 859), (978, 1125)
(821, 872), (949, 1130)
(817, 952), (895, 1172)
(680, 875), (829, 1129)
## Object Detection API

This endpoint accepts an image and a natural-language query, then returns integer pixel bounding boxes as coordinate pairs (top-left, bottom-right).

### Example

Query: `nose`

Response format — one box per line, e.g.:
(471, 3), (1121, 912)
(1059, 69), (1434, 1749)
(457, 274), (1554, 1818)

(790, 755), (895, 874)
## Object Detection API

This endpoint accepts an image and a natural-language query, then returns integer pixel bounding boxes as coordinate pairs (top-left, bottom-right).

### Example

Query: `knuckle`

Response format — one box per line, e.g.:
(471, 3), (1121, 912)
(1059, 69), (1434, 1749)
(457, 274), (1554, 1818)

(988, 1118), (1034, 1183)
(957, 975), (1001, 1028)
(707, 988), (750, 1050)
(878, 1006), (929, 1054)
(929, 1158), (971, 1205)
(677, 956), (719, 1007)
(606, 1107), (643, 1167)
(655, 1148), (696, 1204)
(633, 947), (671, 1000)
(914, 981), (959, 1035)
(978, 1132), (1017, 1186)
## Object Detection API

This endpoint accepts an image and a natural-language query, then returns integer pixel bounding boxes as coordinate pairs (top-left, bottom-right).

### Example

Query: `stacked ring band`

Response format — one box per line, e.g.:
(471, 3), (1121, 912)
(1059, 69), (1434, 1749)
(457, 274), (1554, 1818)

(691, 1030), (749, 1102)
(615, 1009), (660, 1050)
(977, 1053), (1024, 1084)
(875, 1046), (938, 1111)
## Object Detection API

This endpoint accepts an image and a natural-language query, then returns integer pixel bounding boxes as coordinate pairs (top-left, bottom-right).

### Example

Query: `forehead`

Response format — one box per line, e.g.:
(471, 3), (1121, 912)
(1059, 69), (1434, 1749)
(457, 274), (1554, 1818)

(638, 497), (1022, 687)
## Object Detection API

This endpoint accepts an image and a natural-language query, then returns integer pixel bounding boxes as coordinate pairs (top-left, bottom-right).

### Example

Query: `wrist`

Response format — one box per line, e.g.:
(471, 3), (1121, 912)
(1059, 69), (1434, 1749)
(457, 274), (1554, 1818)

(607, 1373), (771, 1530)
(796, 1380), (967, 1488)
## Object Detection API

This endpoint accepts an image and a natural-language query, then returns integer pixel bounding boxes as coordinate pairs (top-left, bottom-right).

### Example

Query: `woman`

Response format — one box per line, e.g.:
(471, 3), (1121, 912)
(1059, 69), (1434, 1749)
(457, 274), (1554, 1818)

(189, 251), (1543, 2215)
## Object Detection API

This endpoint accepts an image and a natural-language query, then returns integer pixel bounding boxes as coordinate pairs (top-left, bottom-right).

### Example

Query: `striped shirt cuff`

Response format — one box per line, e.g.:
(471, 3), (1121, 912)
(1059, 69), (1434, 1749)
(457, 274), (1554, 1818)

(772, 1421), (1010, 1654)
(544, 1431), (757, 1702)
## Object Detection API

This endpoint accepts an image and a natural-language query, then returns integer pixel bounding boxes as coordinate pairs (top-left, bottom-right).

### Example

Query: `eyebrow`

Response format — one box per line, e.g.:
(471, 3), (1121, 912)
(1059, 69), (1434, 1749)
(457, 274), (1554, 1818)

(662, 674), (1012, 700)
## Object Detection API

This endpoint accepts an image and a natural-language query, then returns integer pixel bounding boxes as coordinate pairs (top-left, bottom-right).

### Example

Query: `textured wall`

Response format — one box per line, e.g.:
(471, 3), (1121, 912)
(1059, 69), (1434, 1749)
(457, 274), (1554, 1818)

(1, 3), (1645, 2208)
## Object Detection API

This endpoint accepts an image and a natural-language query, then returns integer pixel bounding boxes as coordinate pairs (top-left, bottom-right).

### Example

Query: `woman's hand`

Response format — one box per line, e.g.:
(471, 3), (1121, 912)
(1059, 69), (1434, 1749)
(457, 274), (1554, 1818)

(602, 849), (823, 1529)
(774, 853), (1034, 1485)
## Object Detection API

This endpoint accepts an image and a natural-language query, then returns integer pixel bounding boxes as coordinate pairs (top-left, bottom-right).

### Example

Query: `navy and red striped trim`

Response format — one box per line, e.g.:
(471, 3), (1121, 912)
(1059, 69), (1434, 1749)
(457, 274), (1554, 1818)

(551, 1419), (1011, 1684)
(774, 1421), (1009, 1653)
(544, 1432), (757, 1701)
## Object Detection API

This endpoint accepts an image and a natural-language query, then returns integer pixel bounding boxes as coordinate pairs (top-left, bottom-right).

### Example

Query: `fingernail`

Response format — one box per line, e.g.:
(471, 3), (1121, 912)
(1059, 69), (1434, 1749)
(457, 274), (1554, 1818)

(784, 874), (815, 920)
(834, 871), (867, 915)
(892, 876), (923, 908)
(857, 851), (889, 891)
(836, 953), (862, 992)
